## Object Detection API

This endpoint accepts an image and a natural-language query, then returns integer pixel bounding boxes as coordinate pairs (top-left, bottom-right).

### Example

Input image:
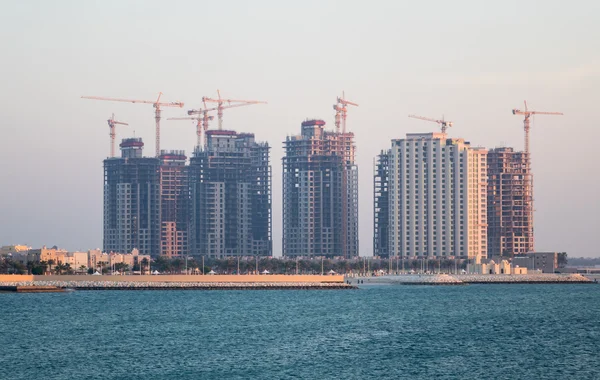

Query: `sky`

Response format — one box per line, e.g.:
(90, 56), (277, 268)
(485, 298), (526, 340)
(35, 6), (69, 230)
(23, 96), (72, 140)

(0, 0), (598, 257)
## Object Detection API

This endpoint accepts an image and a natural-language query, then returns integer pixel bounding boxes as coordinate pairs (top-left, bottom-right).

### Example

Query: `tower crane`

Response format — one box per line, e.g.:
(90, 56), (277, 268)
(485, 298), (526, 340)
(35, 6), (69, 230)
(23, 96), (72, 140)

(107, 113), (129, 158)
(333, 92), (359, 133)
(408, 114), (453, 134)
(202, 90), (267, 130)
(512, 101), (563, 254)
(512, 100), (563, 155)
(180, 103), (259, 146)
(81, 92), (184, 157)
(167, 114), (215, 147)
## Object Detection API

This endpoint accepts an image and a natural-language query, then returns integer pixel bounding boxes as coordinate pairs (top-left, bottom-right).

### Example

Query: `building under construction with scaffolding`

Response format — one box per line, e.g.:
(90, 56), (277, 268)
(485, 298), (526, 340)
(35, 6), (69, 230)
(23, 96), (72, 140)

(282, 119), (359, 258)
(189, 130), (271, 257)
(103, 138), (160, 256)
(487, 147), (533, 257)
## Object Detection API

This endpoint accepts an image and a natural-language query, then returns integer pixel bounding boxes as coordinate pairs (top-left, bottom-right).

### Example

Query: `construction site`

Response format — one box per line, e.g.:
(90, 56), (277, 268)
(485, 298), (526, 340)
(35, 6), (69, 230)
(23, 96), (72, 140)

(89, 88), (562, 260)
(158, 150), (189, 257)
(189, 130), (271, 257)
(487, 147), (533, 257)
(103, 138), (160, 257)
(373, 103), (562, 260)
(282, 95), (359, 258)
(91, 91), (271, 257)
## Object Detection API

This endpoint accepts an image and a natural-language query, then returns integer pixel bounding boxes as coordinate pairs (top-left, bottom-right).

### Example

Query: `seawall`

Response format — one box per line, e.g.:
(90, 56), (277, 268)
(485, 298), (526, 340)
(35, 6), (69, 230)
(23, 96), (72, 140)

(31, 274), (345, 283)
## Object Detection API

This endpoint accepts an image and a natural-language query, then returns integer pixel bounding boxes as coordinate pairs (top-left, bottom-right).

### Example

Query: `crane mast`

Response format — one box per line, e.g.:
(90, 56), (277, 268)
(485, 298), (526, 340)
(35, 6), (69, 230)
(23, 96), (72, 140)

(107, 113), (128, 158)
(82, 92), (184, 156)
(512, 100), (563, 155)
(201, 90), (267, 130)
(333, 92), (358, 134)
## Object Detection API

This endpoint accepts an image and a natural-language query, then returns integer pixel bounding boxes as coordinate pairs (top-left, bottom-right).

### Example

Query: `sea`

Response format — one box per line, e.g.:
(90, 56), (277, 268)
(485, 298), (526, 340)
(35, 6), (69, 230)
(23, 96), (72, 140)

(1, 284), (599, 380)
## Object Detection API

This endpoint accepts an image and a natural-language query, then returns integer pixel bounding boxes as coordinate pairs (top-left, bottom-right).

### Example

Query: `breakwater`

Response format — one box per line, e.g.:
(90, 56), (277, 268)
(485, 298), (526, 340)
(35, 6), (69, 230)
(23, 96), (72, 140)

(352, 273), (594, 285)
(0, 274), (355, 291)
(0, 281), (355, 290)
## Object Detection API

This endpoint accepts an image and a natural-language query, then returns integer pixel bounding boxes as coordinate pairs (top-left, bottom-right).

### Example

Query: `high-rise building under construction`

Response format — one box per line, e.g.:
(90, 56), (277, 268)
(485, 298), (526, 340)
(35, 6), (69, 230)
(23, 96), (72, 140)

(376, 133), (488, 259)
(373, 151), (390, 257)
(158, 150), (189, 257)
(282, 119), (359, 257)
(189, 130), (271, 257)
(487, 147), (533, 257)
(103, 138), (160, 256)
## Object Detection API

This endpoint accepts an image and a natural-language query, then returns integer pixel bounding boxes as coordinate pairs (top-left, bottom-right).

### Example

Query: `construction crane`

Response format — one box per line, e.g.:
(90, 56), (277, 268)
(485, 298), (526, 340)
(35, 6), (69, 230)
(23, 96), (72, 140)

(107, 113), (128, 158)
(202, 90), (267, 130)
(512, 101), (563, 255)
(333, 92), (359, 133)
(408, 114), (453, 134)
(82, 92), (184, 157)
(512, 100), (563, 154)
(182, 103), (258, 145)
(167, 114), (215, 147)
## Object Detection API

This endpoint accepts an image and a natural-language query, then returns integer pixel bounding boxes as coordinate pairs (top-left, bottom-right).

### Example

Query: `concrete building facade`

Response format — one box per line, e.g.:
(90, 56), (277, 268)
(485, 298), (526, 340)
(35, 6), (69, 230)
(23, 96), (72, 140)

(282, 119), (359, 257)
(103, 138), (160, 256)
(383, 132), (487, 259)
(189, 130), (271, 257)
(487, 147), (534, 257)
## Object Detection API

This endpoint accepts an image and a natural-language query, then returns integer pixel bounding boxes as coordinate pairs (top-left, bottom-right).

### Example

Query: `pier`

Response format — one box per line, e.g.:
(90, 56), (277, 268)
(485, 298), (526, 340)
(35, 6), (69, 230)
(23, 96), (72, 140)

(0, 285), (65, 293)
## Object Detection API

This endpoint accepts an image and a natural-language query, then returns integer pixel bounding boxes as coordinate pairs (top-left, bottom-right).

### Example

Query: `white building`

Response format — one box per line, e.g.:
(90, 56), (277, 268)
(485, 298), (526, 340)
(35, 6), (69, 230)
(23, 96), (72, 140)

(387, 132), (487, 259)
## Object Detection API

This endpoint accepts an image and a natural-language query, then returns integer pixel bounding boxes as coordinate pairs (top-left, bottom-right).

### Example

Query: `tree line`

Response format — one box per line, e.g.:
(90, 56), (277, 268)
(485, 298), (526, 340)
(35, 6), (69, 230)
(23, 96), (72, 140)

(0, 254), (473, 275)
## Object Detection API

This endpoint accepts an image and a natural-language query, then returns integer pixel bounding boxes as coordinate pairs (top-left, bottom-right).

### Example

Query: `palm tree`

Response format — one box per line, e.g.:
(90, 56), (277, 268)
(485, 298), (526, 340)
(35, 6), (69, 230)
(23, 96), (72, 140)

(141, 258), (149, 275)
(79, 265), (87, 274)
(64, 263), (74, 275)
(54, 263), (64, 275)
(39, 261), (49, 275)
(114, 262), (129, 274)
(47, 259), (55, 274)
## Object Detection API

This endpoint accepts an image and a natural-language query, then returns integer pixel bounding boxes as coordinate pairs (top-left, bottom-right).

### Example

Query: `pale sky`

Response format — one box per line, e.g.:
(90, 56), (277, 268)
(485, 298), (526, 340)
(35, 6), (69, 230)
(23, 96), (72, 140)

(1, 0), (598, 257)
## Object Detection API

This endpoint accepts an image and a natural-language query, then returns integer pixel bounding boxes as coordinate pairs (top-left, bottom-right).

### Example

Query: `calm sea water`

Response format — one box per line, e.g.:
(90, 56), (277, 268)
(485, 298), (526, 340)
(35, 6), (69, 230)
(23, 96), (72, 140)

(1, 284), (599, 380)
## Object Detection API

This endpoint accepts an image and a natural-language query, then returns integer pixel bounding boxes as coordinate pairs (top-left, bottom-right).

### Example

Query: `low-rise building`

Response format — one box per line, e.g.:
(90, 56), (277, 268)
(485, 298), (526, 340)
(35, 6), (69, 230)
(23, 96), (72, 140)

(467, 254), (527, 274)
(28, 246), (69, 264)
(88, 249), (110, 271)
(513, 252), (558, 274)
(64, 252), (88, 271)
(0, 245), (30, 256)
